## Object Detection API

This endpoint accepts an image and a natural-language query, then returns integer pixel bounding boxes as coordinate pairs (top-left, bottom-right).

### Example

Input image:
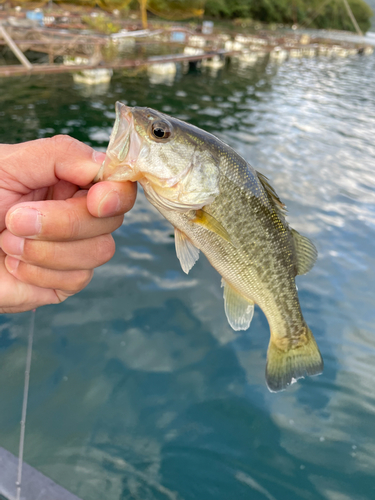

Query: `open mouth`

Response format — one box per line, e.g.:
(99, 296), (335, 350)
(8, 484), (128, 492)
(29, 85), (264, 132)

(94, 102), (142, 183)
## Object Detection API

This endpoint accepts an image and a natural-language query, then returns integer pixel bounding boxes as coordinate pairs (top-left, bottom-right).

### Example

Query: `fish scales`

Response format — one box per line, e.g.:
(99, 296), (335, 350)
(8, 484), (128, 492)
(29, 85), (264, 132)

(157, 153), (303, 340)
(95, 102), (323, 392)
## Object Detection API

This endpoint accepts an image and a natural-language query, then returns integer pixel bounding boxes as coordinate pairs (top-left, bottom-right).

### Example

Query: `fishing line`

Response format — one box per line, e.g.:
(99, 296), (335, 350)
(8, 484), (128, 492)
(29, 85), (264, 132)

(16, 309), (35, 500)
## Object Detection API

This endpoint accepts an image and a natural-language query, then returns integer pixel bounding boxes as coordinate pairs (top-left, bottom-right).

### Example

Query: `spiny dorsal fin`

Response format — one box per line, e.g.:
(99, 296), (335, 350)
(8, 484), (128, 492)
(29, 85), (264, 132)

(192, 209), (233, 245)
(222, 279), (254, 331)
(175, 228), (200, 274)
(291, 229), (318, 276)
(257, 171), (287, 217)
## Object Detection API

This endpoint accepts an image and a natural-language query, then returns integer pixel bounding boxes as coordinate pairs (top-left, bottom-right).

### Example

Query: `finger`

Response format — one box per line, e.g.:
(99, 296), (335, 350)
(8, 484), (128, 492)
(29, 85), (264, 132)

(87, 180), (137, 218)
(0, 230), (115, 270)
(0, 136), (106, 192)
(5, 195), (124, 241)
(0, 180), (80, 234)
(72, 189), (89, 199)
(0, 253), (60, 313)
(4, 256), (94, 294)
(46, 179), (79, 200)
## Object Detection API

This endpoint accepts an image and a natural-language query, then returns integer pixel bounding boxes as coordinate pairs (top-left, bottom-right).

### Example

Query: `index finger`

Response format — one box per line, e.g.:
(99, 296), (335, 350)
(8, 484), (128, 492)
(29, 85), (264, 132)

(87, 180), (137, 218)
(1, 135), (105, 191)
(5, 196), (124, 241)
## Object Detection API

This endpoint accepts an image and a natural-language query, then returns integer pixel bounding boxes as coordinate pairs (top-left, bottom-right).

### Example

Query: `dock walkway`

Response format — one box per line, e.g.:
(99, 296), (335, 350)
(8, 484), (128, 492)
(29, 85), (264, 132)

(0, 20), (373, 79)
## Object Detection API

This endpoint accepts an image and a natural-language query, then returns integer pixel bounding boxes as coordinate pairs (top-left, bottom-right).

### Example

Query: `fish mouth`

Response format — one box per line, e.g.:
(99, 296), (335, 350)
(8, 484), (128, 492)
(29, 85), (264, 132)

(94, 102), (142, 183)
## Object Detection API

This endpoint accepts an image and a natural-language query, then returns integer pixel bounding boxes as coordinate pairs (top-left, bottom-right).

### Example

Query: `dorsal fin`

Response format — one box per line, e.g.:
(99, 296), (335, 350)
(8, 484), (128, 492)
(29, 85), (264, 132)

(256, 171), (316, 275)
(257, 171), (287, 217)
(291, 229), (318, 276)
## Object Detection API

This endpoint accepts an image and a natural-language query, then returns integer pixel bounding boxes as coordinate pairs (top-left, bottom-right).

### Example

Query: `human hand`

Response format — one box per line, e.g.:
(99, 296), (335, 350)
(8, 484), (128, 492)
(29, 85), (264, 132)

(0, 135), (136, 314)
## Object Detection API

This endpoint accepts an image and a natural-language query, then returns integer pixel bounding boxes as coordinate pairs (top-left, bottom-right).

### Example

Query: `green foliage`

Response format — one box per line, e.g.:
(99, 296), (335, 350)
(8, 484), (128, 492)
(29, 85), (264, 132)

(204, 0), (374, 33)
(204, 0), (231, 17)
(205, 0), (251, 18)
(315, 0), (374, 33)
(82, 14), (121, 34)
(250, 0), (294, 23)
(147, 0), (205, 19)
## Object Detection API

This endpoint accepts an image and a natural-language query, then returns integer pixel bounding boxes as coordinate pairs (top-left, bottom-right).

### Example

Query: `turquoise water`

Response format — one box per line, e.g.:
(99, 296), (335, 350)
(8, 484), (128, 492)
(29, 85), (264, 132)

(1, 52), (375, 500)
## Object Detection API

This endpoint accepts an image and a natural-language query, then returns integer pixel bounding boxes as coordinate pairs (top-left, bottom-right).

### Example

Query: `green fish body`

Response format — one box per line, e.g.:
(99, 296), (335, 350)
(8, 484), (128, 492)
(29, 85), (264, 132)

(95, 102), (323, 392)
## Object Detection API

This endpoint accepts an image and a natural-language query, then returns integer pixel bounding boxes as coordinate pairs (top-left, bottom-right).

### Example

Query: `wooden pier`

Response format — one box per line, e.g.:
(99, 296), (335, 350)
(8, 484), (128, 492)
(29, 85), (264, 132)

(0, 49), (240, 77)
(0, 16), (374, 79)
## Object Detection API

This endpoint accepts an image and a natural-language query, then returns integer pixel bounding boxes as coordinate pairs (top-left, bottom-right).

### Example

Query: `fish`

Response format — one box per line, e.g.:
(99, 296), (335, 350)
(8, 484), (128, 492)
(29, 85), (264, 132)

(95, 102), (323, 392)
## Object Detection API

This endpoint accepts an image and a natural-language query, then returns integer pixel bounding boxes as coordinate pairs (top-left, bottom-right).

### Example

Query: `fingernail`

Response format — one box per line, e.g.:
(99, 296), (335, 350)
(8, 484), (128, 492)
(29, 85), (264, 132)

(8, 208), (42, 236)
(73, 189), (89, 199)
(5, 256), (20, 273)
(98, 190), (120, 217)
(92, 150), (106, 164)
(5, 234), (25, 256)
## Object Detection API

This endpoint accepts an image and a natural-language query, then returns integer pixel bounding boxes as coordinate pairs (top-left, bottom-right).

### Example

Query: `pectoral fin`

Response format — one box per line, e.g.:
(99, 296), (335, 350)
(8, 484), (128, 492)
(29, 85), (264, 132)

(222, 279), (254, 331)
(192, 209), (232, 245)
(175, 228), (200, 274)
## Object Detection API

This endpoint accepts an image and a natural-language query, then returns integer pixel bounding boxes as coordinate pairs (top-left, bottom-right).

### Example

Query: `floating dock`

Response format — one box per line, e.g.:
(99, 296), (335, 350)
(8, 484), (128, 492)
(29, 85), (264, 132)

(0, 12), (373, 79)
(0, 447), (82, 500)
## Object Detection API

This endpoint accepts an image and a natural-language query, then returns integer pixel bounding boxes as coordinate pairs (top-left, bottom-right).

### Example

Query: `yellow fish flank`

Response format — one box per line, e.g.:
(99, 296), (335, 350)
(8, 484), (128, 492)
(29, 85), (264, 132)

(95, 102), (323, 392)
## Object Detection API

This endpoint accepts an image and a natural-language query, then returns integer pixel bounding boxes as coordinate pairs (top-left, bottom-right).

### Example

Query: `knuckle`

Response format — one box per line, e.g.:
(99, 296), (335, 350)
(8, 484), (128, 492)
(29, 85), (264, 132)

(71, 269), (93, 292)
(23, 240), (50, 265)
(112, 215), (124, 230)
(96, 234), (116, 265)
(49, 134), (77, 152)
(63, 207), (82, 240)
(124, 184), (137, 212)
(15, 260), (43, 286)
(54, 290), (71, 303)
(49, 134), (90, 161)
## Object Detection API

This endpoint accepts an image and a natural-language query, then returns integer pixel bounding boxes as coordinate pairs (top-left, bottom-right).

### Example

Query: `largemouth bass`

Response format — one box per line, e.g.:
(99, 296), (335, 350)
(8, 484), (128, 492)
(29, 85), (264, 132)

(95, 102), (323, 392)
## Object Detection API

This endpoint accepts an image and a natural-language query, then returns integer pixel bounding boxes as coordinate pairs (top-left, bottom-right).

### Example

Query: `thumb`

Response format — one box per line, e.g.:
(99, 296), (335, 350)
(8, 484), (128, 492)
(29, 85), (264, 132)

(1, 135), (106, 191)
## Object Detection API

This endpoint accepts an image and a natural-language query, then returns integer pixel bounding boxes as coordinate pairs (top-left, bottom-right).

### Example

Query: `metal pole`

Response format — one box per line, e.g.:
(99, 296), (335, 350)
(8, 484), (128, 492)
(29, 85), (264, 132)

(342, 0), (363, 36)
(0, 25), (33, 70)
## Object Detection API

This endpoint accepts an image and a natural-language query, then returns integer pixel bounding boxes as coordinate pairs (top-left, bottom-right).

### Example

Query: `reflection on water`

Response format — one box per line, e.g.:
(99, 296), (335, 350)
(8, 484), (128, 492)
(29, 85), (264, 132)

(0, 51), (375, 500)
(74, 81), (111, 99)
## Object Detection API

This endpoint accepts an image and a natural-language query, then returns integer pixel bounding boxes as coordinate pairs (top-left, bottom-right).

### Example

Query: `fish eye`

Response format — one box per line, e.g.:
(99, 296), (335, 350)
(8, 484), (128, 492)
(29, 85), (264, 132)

(151, 121), (172, 140)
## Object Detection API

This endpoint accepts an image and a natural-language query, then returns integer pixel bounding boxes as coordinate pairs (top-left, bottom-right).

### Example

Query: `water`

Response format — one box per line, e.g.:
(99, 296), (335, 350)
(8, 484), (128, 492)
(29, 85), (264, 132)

(0, 52), (375, 500)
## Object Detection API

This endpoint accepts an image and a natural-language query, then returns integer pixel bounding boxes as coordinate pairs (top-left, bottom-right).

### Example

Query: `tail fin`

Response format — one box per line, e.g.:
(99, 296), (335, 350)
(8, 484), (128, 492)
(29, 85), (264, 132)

(266, 326), (323, 392)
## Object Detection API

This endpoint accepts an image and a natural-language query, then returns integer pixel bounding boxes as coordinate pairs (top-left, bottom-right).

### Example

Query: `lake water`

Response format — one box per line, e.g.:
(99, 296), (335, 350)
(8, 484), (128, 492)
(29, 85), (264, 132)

(0, 49), (375, 500)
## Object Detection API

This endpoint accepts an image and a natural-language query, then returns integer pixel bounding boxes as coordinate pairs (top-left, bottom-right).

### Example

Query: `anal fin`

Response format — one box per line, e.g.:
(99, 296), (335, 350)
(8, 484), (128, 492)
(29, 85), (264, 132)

(175, 228), (200, 274)
(266, 326), (323, 392)
(222, 279), (254, 331)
